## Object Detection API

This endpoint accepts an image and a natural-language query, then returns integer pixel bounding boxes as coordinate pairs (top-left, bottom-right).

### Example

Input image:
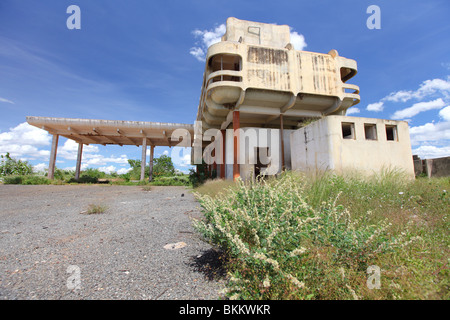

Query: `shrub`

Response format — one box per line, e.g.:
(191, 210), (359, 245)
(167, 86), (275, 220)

(22, 176), (51, 185)
(151, 175), (190, 186)
(189, 162), (216, 187)
(68, 175), (98, 184)
(2, 175), (51, 185)
(3, 176), (24, 184)
(81, 204), (108, 215)
(193, 172), (426, 300)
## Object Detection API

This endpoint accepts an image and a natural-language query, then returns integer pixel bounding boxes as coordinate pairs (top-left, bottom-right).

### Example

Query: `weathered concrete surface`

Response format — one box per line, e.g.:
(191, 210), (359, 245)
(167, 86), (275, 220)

(196, 17), (360, 131)
(290, 116), (415, 178)
(413, 156), (450, 178)
(0, 185), (224, 300)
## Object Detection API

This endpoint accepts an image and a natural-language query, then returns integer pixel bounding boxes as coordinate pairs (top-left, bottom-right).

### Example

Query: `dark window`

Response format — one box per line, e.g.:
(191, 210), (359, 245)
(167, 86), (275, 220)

(364, 124), (377, 140)
(386, 125), (398, 141)
(342, 122), (355, 139)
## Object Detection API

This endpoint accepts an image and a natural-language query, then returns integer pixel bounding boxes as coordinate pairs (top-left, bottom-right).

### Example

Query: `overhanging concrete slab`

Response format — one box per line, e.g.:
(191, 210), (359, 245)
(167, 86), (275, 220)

(26, 116), (194, 147)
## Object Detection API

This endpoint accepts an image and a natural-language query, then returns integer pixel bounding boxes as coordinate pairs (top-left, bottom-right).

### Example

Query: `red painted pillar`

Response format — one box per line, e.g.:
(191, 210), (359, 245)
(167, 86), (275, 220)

(233, 110), (240, 180)
(220, 129), (226, 179)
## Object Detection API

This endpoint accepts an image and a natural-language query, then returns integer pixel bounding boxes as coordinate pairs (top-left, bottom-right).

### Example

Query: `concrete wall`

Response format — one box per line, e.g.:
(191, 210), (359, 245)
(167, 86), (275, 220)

(413, 156), (450, 178)
(291, 116), (415, 178)
(290, 117), (334, 173)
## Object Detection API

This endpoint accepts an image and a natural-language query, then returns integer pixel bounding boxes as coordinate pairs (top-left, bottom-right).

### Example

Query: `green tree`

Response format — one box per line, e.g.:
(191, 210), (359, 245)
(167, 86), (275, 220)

(0, 153), (34, 176)
(125, 155), (176, 180)
(153, 154), (175, 177)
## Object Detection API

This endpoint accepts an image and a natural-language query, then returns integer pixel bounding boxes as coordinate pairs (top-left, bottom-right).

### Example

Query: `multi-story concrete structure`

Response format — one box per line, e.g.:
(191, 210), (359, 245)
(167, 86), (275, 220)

(27, 17), (415, 180)
(195, 17), (415, 179)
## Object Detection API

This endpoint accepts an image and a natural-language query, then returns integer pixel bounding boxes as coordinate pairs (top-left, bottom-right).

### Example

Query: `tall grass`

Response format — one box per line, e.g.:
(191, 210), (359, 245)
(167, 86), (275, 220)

(193, 171), (449, 300)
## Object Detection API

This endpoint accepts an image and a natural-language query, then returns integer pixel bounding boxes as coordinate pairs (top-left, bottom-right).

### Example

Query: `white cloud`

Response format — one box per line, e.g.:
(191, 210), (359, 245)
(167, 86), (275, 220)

(346, 107), (360, 115)
(98, 165), (117, 174)
(0, 122), (132, 169)
(384, 77), (450, 103)
(0, 97), (14, 104)
(384, 90), (415, 103)
(190, 23), (308, 61)
(190, 24), (226, 62)
(409, 120), (450, 145)
(289, 30), (307, 51)
(117, 167), (132, 175)
(366, 102), (384, 112)
(58, 139), (99, 160)
(0, 122), (51, 160)
(56, 139), (129, 167)
(189, 47), (205, 62)
(367, 76), (450, 113)
(391, 98), (446, 120)
(412, 145), (450, 159)
(438, 105), (450, 121)
(33, 163), (47, 173)
(170, 147), (192, 168)
(83, 154), (129, 166)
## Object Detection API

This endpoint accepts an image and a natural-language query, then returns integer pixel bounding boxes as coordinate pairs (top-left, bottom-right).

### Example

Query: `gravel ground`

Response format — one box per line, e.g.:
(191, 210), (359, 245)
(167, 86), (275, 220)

(0, 184), (225, 300)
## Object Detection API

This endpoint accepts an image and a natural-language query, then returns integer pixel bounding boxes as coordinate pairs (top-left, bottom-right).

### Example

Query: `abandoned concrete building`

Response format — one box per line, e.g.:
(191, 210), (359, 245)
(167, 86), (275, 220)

(27, 17), (416, 181)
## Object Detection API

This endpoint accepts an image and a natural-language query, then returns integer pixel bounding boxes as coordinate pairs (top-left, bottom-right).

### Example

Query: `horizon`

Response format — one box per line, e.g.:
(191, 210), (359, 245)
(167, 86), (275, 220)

(1, 1), (449, 174)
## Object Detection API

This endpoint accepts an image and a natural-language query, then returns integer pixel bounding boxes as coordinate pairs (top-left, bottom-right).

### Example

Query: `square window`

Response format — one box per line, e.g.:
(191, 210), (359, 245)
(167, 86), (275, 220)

(342, 122), (355, 139)
(386, 125), (398, 141)
(364, 124), (377, 140)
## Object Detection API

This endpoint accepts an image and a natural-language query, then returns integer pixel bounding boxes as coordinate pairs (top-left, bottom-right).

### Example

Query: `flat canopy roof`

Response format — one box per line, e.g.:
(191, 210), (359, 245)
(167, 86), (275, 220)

(26, 116), (194, 147)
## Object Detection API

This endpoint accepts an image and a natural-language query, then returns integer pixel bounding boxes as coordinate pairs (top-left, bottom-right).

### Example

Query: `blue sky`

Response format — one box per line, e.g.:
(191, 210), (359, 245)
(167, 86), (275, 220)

(0, 0), (449, 174)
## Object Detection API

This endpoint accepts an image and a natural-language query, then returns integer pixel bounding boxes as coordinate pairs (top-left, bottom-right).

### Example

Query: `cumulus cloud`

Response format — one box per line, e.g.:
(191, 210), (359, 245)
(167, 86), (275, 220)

(409, 120), (450, 145)
(190, 24), (226, 62)
(346, 107), (360, 115)
(412, 145), (450, 159)
(363, 74), (450, 158)
(409, 116), (450, 158)
(189, 47), (205, 62)
(366, 102), (384, 112)
(439, 105), (450, 121)
(289, 30), (307, 51)
(83, 154), (129, 166)
(117, 167), (132, 175)
(391, 98), (446, 120)
(0, 122), (133, 169)
(384, 77), (450, 103)
(367, 76), (450, 113)
(98, 165), (118, 174)
(58, 139), (99, 161)
(190, 23), (307, 61)
(0, 122), (51, 160)
(171, 147), (192, 168)
(33, 163), (47, 173)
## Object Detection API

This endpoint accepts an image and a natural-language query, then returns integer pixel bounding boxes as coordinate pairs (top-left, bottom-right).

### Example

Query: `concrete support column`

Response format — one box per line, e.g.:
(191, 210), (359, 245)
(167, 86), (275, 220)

(140, 137), (148, 181)
(280, 114), (285, 171)
(75, 143), (83, 180)
(233, 110), (240, 180)
(48, 134), (59, 180)
(148, 145), (155, 182)
(220, 129), (226, 179)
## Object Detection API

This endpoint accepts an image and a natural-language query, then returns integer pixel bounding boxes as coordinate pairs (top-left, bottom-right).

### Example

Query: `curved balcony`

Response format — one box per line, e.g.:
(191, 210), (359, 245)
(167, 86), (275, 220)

(205, 70), (243, 105)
